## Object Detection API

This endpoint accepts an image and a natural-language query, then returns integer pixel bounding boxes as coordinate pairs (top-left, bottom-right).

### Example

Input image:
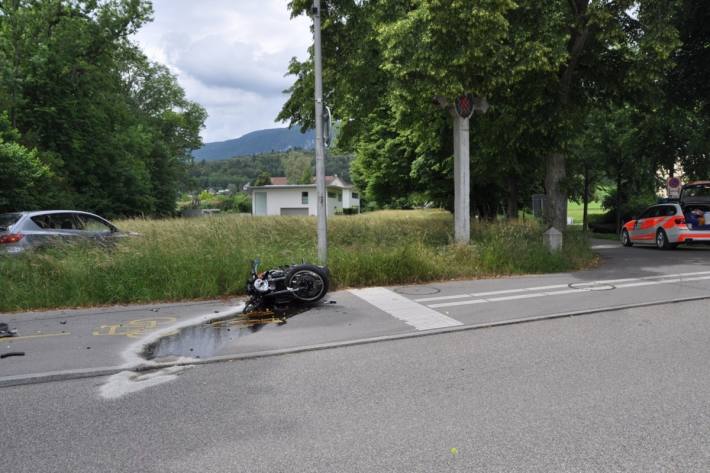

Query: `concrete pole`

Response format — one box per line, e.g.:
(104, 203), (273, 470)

(452, 113), (471, 243)
(312, 0), (327, 264)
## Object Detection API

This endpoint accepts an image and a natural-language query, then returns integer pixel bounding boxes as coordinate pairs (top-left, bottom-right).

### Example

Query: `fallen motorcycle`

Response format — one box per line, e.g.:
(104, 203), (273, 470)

(243, 258), (329, 315)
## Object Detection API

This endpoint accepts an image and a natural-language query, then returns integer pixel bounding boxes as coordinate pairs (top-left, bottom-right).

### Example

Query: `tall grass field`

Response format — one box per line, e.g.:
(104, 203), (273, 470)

(0, 210), (595, 312)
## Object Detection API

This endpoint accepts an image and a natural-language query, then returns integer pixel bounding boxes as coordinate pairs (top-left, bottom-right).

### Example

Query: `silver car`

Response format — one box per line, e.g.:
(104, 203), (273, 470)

(0, 210), (127, 255)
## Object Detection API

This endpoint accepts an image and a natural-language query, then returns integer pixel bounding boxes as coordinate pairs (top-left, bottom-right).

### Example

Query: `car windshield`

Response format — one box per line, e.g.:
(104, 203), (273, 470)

(0, 213), (21, 231)
(682, 184), (710, 199)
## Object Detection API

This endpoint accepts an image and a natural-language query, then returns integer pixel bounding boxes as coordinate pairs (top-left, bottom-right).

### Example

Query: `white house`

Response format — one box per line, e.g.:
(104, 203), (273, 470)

(247, 176), (360, 216)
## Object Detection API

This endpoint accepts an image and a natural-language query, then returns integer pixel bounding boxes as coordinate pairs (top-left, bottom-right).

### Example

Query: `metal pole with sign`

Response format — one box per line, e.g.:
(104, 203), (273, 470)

(312, 0), (327, 264)
(667, 176), (682, 200)
(448, 94), (488, 243)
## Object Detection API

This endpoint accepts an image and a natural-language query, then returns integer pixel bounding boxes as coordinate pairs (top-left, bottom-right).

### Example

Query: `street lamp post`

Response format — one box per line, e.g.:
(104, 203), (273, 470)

(312, 0), (327, 264)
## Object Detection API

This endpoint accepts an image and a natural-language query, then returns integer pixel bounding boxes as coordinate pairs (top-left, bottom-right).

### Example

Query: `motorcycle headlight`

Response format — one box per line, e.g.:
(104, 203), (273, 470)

(254, 278), (270, 293)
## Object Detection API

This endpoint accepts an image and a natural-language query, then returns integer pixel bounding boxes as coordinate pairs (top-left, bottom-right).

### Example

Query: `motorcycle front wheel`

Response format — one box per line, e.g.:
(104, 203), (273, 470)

(286, 265), (329, 303)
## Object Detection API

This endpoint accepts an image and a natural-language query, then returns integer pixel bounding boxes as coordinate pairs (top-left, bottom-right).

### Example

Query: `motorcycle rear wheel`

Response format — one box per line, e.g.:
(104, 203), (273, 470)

(286, 265), (329, 303)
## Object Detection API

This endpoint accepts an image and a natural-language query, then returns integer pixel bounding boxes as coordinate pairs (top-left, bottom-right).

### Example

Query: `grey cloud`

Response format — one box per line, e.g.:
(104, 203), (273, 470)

(170, 37), (294, 96)
(133, 0), (311, 141)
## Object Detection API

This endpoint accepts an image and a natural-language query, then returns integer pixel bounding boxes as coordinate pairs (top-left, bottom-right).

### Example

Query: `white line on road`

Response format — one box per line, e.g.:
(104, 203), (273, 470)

(427, 273), (710, 309)
(349, 287), (463, 331)
(591, 244), (621, 249)
(416, 270), (710, 303)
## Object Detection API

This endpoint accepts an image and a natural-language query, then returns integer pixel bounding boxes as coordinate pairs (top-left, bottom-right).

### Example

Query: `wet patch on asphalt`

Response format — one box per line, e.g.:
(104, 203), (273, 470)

(140, 303), (323, 362)
(141, 315), (285, 361)
(97, 302), (330, 398)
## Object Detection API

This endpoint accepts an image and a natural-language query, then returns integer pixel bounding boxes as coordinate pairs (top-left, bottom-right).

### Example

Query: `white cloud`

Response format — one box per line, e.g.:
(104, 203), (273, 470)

(133, 0), (312, 143)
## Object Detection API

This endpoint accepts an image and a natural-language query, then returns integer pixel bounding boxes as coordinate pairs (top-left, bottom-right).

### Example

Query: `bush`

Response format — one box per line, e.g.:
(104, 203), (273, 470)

(222, 193), (251, 213)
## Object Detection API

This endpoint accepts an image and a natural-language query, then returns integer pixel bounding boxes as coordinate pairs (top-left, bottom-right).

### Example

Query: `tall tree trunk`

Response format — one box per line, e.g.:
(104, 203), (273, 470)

(543, 0), (591, 231)
(506, 175), (518, 219)
(545, 153), (567, 229)
(9, 0), (21, 128)
(582, 163), (589, 231)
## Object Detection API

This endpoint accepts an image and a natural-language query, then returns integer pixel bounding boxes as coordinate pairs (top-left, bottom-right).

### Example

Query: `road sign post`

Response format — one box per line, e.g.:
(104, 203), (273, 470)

(438, 94), (488, 244)
(667, 176), (682, 200)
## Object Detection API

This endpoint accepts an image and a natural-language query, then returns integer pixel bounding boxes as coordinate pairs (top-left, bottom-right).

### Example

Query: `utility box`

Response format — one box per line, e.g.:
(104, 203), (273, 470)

(544, 227), (563, 252)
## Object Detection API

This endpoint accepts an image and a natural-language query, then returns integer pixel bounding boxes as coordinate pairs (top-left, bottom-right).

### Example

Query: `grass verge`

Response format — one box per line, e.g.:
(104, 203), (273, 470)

(0, 210), (596, 312)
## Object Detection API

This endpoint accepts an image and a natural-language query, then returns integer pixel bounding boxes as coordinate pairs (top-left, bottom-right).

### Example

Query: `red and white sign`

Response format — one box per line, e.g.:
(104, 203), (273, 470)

(667, 177), (682, 198)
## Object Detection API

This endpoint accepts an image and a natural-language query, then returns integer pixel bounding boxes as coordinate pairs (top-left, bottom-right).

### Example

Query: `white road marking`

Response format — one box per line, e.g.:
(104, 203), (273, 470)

(349, 287), (463, 331)
(427, 273), (710, 309)
(591, 244), (621, 249)
(415, 284), (569, 302)
(417, 270), (710, 304)
(615, 275), (710, 289)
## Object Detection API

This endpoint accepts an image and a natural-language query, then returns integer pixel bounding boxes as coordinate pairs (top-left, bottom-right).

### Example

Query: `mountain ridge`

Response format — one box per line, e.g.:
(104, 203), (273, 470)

(193, 128), (315, 161)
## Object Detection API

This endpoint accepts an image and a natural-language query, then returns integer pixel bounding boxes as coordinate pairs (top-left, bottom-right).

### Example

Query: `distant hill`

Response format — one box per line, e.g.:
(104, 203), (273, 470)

(193, 128), (315, 161)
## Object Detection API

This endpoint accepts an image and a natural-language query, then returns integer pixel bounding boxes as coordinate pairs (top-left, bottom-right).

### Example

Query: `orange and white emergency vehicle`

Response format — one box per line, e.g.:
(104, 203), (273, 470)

(621, 181), (710, 249)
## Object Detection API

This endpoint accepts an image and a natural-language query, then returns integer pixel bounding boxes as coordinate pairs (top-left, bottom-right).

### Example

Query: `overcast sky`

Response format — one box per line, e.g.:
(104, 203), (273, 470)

(134, 0), (312, 143)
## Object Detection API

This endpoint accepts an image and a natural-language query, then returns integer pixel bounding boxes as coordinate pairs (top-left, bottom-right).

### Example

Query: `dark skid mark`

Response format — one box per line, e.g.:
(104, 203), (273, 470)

(1, 352), (25, 359)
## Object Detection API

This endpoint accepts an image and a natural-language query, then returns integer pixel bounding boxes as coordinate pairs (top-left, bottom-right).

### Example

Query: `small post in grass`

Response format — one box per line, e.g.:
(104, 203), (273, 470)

(544, 227), (563, 252)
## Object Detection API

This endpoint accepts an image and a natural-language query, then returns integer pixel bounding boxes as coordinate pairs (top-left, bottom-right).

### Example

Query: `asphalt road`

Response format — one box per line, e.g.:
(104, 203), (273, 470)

(2, 240), (709, 382)
(2, 300), (709, 472)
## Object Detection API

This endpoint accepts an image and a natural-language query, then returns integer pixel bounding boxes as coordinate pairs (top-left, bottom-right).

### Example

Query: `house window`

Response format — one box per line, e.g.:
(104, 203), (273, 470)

(302, 191), (309, 204)
(328, 191), (336, 198)
(351, 192), (359, 199)
(337, 193), (342, 202)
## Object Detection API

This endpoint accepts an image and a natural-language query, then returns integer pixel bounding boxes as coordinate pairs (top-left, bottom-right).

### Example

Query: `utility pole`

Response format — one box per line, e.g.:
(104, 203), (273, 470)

(312, 0), (327, 264)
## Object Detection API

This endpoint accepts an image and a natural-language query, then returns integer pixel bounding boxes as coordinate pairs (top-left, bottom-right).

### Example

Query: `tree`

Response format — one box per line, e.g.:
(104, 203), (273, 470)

(282, 0), (525, 212)
(0, 0), (206, 217)
(298, 166), (313, 185)
(282, 152), (313, 184)
(280, 0), (682, 230)
(253, 171), (272, 186)
(0, 113), (51, 212)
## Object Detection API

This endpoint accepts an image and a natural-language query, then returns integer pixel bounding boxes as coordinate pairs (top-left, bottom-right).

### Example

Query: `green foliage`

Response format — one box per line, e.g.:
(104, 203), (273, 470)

(253, 171), (272, 186)
(281, 0), (691, 229)
(186, 150), (353, 191)
(298, 166), (313, 185)
(0, 0), (206, 217)
(230, 192), (252, 213)
(0, 113), (52, 212)
(0, 210), (594, 311)
(283, 152), (313, 184)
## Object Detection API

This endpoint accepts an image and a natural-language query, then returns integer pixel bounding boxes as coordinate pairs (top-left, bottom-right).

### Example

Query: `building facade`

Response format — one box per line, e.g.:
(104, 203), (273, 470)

(248, 176), (360, 216)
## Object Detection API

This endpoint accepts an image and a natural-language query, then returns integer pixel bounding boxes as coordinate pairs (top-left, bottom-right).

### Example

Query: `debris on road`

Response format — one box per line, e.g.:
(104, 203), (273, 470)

(0, 323), (17, 338)
(1, 352), (25, 359)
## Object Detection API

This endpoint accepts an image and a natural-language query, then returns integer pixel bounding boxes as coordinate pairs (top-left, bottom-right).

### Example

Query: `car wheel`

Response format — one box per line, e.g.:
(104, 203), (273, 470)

(621, 229), (633, 247)
(656, 229), (672, 250)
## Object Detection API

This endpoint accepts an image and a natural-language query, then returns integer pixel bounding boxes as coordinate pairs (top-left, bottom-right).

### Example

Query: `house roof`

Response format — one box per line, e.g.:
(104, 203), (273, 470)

(247, 175), (354, 191)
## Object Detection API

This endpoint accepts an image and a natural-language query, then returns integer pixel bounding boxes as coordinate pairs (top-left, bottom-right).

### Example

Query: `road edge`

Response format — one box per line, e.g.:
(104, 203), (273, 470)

(2, 294), (709, 389)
